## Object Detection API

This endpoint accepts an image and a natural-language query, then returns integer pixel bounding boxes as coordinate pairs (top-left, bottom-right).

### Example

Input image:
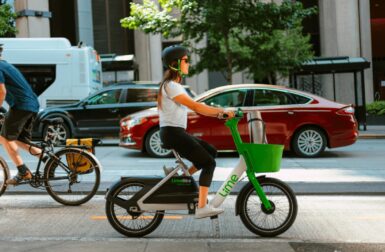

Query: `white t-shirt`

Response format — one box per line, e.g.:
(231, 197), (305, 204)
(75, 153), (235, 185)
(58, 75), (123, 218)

(159, 81), (188, 129)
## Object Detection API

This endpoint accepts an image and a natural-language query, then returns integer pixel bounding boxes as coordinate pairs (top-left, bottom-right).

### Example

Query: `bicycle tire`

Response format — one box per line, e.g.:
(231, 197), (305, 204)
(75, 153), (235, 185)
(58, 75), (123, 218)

(238, 177), (297, 237)
(106, 181), (164, 237)
(0, 157), (10, 196)
(44, 147), (100, 206)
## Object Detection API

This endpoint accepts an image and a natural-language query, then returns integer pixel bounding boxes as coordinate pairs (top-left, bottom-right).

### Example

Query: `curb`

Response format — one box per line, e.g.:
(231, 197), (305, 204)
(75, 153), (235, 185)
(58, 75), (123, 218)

(358, 134), (385, 139)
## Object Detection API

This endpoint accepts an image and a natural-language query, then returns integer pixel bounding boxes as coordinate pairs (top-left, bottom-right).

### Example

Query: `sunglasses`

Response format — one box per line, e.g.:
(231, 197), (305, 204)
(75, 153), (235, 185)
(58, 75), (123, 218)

(180, 58), (190, 64)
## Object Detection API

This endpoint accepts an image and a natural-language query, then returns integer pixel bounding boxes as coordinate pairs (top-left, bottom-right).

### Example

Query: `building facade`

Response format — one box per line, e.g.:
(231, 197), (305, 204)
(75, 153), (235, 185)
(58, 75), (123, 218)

(9, 0), (384, 104)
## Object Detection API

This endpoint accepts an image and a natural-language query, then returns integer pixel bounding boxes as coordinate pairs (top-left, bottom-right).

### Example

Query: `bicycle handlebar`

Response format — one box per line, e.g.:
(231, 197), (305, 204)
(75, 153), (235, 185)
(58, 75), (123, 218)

(223, 108), (243, 119)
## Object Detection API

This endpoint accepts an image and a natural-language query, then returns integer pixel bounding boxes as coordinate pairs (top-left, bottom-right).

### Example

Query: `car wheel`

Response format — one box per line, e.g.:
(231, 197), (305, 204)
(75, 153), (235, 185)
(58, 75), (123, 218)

(145, 128), (172, 158)
(43, 119), (71, 145)
(292, 126), (326, 158)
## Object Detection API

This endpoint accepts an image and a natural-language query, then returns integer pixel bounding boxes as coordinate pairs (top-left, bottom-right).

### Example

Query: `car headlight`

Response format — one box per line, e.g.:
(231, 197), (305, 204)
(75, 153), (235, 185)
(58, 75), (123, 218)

(122, 118), (148, 128)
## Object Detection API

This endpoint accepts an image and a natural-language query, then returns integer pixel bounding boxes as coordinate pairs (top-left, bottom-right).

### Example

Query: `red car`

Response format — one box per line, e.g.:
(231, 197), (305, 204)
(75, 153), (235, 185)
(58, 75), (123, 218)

(120, 84), (358, 158)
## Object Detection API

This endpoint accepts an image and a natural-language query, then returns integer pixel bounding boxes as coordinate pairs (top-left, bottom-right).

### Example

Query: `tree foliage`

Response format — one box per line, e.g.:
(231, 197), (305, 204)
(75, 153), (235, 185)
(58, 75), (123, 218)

(121, 0), (316, 84)
(0, 1), (17, 37)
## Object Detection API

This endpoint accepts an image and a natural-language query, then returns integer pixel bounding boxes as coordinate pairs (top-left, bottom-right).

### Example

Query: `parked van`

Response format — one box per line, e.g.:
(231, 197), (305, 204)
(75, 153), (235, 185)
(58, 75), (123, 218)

(0, 38), (102, 108)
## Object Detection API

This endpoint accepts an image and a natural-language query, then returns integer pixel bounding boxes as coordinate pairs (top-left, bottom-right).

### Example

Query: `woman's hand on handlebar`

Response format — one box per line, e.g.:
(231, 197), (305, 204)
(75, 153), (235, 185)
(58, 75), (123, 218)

(217, 109), (236, 120)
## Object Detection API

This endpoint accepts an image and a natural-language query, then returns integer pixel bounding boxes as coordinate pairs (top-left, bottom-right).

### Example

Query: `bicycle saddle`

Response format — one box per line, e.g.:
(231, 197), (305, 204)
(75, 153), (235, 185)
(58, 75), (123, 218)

(41, 117), (64, 125)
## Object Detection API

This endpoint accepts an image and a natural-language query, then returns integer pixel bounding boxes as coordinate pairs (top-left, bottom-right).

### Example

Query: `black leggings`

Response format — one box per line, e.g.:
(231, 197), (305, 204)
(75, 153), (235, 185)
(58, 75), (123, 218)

(160, 127), (217, 187)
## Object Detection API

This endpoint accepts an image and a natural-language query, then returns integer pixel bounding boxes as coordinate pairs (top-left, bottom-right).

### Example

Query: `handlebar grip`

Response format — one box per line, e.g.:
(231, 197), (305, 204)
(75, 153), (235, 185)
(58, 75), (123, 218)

(235, 108), (243, 118)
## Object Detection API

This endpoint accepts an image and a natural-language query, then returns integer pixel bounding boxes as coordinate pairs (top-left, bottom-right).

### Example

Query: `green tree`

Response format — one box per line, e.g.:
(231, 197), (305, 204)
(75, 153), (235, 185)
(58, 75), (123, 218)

(121, 0), (315, 84)
(0, 1), (17, 37)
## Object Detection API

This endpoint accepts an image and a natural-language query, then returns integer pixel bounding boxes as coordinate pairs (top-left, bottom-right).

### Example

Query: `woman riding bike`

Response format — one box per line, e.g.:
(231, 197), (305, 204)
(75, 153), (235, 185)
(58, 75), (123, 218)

(159, 45), (235, 219)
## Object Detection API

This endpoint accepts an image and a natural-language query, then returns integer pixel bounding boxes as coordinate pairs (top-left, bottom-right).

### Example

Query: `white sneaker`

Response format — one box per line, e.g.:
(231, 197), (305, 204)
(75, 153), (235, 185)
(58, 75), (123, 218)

(195, 205), (224, 219)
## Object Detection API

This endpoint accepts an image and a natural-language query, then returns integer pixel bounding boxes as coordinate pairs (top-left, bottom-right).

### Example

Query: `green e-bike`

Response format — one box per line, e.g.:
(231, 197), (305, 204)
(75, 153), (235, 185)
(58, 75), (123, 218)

(105, 109), (297, 237)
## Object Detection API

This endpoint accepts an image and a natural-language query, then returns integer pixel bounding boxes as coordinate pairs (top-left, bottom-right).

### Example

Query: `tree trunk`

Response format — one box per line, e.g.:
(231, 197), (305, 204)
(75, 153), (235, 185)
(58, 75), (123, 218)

(223, 34), (233, 84)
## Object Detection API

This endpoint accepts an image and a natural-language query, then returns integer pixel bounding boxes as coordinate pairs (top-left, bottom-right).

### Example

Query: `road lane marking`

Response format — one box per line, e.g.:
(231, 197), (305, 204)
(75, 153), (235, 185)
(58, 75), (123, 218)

(91, 215), (183, 220)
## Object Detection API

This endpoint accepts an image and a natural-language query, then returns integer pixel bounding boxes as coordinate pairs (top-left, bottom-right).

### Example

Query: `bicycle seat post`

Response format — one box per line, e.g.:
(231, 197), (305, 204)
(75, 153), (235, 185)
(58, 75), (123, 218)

(172, 150), (191, 176)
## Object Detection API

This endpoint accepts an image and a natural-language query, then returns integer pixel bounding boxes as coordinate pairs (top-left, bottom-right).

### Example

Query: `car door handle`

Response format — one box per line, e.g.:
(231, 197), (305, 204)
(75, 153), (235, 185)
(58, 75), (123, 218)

(110, 109), (119, 113)
(288, 111), (295, 115)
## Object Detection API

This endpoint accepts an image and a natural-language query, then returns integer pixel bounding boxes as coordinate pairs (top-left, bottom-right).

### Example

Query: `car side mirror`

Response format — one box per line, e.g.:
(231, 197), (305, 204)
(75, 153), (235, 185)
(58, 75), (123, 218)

(82, 101), (88, 108)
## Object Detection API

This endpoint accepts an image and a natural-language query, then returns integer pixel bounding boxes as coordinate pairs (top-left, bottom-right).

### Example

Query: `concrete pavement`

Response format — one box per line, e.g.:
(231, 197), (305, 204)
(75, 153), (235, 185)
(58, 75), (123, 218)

(1, 195), (385, 251)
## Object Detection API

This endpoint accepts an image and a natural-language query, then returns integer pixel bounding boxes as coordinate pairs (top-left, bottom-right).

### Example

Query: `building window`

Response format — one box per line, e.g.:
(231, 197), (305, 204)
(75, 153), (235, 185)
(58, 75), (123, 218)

(298, 0), (320, 56)
(49, 0), (77, 45)
(92, 0), (135, 55)
(370, 0), (385, 100)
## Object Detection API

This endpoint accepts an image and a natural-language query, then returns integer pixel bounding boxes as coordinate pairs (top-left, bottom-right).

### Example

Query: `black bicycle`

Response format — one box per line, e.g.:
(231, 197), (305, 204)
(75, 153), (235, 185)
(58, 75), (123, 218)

(0, 117), (102, 206)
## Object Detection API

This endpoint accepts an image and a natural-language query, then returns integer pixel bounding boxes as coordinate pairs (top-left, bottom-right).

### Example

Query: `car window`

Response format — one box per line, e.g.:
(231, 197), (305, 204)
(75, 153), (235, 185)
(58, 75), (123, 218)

(290, 93), (312, 104)
(87, 89), (122, 105)
(253, 89), (294, 106)
(203, 90), (248, 108)
(125, 88), (158, 103)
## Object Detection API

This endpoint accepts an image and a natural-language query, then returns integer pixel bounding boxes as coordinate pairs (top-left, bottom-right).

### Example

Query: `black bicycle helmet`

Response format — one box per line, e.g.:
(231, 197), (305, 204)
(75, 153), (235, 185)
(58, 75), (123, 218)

(162, 45), (188, 68)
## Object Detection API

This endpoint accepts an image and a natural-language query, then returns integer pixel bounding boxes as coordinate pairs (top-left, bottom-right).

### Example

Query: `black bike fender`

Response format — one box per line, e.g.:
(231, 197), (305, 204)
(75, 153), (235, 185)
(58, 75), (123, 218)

(235, 175), (266, 216)
(105, 177), (161, 208)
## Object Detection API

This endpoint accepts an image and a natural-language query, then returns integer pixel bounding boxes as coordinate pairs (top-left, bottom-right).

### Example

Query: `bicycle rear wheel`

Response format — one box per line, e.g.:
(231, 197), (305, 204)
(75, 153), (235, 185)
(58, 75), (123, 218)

(0, 157), (10, 196)
(44, 148), (100, 206)
(106, 181), (164, 237)
(238, 177), (297, 237)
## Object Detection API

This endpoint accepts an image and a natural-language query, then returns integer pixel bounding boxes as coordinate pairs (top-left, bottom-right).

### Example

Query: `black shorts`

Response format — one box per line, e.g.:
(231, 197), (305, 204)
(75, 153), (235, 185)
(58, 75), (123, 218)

(1, 108), (37, 143)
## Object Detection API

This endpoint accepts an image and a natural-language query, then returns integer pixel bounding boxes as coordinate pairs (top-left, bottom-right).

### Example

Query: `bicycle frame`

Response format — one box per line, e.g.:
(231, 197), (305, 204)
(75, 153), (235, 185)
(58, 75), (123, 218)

(135, 115), (272, 212)
(211, 117), (272, 209)
(135, 150), (195, 211)
(18, 135), (102, 186)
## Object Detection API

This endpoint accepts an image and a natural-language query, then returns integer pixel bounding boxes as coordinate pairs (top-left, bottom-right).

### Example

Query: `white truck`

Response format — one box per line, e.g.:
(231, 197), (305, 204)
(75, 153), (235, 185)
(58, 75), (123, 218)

(0, 37), (102, 108)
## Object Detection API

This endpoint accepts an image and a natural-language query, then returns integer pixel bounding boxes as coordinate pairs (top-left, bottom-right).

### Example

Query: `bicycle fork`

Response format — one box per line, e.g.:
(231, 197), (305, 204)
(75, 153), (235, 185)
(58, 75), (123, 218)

(246, 171), (273, 210)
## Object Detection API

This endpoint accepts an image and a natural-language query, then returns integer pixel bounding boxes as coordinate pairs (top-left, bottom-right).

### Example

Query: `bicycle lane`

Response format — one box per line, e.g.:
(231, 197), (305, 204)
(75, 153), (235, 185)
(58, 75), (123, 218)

(0, 195), (385, 250)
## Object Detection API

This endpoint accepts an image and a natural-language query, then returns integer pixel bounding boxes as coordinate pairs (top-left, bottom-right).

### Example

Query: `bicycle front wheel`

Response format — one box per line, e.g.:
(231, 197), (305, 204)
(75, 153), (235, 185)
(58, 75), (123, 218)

(0, 157), (10, 196)
(238, 177), (297, 237)
(44, 148), (100, 206)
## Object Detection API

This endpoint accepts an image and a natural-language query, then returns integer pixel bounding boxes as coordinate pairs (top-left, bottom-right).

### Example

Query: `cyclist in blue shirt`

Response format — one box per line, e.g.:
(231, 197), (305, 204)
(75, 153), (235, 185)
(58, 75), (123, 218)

(0, 45), (42, 185)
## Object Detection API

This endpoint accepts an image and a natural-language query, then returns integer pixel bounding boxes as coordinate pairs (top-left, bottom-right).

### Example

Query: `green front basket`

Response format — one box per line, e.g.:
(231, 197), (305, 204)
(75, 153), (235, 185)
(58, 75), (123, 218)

(239, 143), (284, 173)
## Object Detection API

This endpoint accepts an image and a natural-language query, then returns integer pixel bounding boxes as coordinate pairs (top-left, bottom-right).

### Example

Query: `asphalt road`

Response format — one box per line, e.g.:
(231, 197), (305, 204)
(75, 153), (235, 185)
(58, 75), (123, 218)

(2, 139), (385, 194)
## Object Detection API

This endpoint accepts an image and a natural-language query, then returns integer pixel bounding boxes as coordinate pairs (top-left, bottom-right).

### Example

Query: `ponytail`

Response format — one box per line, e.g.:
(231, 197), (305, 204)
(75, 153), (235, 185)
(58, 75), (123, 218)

(158, 63), (182, 110)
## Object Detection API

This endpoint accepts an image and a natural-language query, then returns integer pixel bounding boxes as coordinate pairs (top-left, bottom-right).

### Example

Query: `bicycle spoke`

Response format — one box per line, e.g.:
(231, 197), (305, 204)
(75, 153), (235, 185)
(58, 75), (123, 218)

(244, 182), (293, 231)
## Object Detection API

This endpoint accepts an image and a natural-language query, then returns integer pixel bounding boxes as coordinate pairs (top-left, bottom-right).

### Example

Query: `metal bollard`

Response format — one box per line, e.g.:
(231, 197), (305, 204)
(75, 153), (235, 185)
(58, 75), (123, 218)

(247, 111), (267, 144)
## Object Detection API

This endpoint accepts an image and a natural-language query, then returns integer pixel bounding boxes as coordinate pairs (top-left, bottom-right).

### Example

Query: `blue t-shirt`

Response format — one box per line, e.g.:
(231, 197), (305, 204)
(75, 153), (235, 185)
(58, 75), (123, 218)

(0, 60), (39, 113)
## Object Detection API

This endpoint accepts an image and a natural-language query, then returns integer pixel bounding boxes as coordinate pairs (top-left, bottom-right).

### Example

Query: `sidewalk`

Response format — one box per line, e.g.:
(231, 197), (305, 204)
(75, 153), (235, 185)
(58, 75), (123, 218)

(359, 125), (385, 139)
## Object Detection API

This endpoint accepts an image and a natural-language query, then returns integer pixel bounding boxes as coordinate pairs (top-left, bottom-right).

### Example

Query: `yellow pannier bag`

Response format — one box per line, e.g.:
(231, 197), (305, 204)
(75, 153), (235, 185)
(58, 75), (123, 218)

(66, 138), (94, 173)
